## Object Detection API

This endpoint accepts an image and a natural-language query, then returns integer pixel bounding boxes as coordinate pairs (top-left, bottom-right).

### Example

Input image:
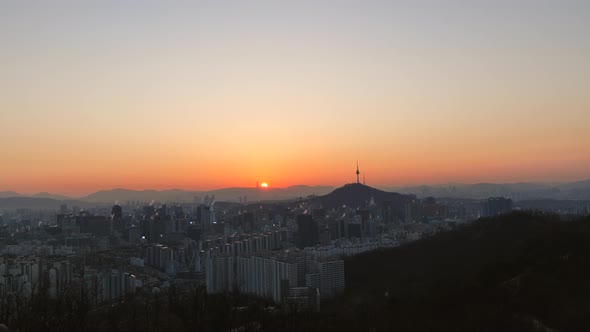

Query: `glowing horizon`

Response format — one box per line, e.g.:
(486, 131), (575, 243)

(1, 1), (589, 197)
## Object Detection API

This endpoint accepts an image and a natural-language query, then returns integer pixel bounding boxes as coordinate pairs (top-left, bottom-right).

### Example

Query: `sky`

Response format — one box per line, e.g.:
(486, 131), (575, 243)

(1, 0), (589, 196)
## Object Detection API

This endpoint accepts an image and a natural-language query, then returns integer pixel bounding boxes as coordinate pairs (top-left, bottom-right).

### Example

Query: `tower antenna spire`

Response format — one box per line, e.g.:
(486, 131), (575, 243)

(356, 161), (360, 184)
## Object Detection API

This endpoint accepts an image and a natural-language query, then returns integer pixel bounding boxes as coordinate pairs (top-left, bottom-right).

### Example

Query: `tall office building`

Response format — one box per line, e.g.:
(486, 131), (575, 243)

(317, 259), (345, 299)
(111, 204), (124, 232)
(206, 255), (235, 293)
(296, 214), (319, 249)
(234, 255), (298, 303)
(482, 197), (513, 217)
(78, 214), (111, 237)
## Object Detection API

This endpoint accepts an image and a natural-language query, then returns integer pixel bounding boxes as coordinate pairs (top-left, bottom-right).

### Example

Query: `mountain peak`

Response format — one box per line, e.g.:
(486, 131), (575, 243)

(310, 183), (414, 209)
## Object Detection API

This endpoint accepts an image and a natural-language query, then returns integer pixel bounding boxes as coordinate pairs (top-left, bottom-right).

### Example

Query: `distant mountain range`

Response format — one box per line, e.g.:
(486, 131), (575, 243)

(1, 179), (590, 210)
(385, 179), (590, 200)
(0, 191), (24, 199)
(0, 197), (96, 210)
(0, 185), (335, 208)
(79, 185), (335, 203)
(308, 183), (414, 209)
(0, 191), (73, 200)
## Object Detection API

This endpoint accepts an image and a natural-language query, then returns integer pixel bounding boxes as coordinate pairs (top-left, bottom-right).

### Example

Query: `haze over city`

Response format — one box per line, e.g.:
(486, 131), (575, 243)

(2, 1), (589, 196)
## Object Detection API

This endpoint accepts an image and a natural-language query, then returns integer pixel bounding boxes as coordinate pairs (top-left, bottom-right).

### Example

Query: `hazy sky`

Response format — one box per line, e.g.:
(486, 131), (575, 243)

(1, 1), (589, 196)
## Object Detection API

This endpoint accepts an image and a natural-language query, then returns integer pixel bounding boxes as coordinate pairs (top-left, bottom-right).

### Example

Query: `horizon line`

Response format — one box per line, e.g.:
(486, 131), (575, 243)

(3, 176), (590, 198)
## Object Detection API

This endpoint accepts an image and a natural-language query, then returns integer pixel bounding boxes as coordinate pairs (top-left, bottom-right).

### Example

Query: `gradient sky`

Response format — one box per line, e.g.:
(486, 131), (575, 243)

(1, 1), (589, 196)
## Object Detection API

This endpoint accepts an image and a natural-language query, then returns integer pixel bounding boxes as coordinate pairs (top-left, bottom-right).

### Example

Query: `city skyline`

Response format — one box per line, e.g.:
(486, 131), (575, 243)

(2, 1), (590, 196)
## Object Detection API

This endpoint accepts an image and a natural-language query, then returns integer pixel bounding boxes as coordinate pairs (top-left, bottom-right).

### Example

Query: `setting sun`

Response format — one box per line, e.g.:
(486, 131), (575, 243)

(260, 182), (268, 188)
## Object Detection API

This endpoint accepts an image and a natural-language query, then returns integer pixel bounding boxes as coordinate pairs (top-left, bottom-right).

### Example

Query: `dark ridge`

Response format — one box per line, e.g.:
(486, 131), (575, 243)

(317, 211), (590, 331)
(308, 182), (415, 209)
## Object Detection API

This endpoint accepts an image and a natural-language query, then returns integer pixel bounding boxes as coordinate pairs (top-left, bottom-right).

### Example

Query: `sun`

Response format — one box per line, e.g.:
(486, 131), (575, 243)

(260, 182), (268, 188)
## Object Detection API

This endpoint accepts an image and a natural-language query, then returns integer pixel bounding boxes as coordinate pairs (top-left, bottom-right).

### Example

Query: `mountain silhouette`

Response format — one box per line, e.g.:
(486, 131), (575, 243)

(309, 183), (415, 209)
(319, 212), (590, 331)
(0, 191), (22, 198)
(80, 185), (334, 203)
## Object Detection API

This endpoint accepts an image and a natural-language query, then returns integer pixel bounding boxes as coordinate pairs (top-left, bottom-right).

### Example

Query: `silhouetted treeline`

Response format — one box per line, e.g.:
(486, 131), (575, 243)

(324, 211), (590, 331)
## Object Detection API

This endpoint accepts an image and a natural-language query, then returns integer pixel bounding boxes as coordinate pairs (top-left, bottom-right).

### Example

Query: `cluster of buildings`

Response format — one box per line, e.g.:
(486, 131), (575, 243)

(2, 242), (55, 256)
(0, 255), (143, 308)
(206, 250), (344, 312)
(145, 244), (175, 275)
(481, 197), (513, 217)
(304, 239), (399, 259)
(0, 256), (72, 299)
(82, 267), (143, 305)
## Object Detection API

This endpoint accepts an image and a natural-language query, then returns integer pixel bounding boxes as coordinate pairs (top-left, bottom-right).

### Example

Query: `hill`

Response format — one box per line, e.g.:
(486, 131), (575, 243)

(317, 211), (590, 331)
(308, 183), (415, 209)
(79, 185), (334, 203)
(30, 192), (73, 200)
(0, 197), (95, 210)
(0, 191), (22, 198)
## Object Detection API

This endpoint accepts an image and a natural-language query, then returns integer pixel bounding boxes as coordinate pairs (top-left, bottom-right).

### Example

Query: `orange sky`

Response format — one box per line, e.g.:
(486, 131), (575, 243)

(1, 2), (589, 196)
